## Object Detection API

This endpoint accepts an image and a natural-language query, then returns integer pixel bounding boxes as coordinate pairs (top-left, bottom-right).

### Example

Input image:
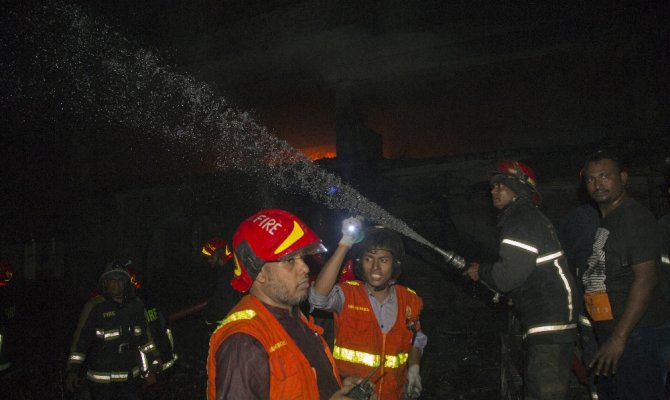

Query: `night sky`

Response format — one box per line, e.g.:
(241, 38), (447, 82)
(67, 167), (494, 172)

(62, 0), (670, 158)
(2, 0), (669, 240)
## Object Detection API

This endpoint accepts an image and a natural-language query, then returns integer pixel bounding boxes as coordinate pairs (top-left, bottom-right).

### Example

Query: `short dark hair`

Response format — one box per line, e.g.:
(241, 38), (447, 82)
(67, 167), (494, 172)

(583, 149), (625, 174)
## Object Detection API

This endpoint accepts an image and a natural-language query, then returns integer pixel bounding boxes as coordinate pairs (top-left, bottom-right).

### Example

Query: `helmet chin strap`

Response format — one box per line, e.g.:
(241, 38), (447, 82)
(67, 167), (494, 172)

(370, 279), (396, 292)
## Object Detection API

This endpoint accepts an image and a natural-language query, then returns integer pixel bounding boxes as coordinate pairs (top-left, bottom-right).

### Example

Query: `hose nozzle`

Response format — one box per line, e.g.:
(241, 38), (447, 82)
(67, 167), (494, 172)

(432, 246), (467, 270)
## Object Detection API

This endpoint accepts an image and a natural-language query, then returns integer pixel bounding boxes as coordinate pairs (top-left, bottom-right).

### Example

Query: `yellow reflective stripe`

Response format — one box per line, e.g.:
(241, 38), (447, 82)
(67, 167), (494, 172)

(333, 344), (408, 369)
(333, 344), (380, 367)
(134, 326), (142, 336)
(383, 352), (409, 368)
(220, 309), (256, 326)
(274, 220), (305, 255)
(345, 281), (360, 286)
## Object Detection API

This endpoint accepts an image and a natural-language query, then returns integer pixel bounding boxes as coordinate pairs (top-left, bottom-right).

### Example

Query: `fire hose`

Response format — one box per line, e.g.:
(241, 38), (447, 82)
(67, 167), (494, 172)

(168, 300), (208, 324)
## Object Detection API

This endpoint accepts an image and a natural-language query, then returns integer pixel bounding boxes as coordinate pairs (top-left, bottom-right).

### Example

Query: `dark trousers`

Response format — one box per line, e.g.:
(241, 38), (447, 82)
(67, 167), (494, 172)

(524, 342), (574, 400)
(595, 322), (670, 400)
(89, 379), (142, 400)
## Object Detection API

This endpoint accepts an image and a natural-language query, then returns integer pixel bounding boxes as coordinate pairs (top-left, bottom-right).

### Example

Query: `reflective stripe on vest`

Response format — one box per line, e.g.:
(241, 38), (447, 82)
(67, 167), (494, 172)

(332, 344), (408, 369)
(219, 309), (257, 326)
(217, 309), (290, 358)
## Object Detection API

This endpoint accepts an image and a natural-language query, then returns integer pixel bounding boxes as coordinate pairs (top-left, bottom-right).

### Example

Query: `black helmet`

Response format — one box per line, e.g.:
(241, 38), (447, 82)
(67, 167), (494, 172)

(353, 227), (404, 285)
(97, 259), (135, 298)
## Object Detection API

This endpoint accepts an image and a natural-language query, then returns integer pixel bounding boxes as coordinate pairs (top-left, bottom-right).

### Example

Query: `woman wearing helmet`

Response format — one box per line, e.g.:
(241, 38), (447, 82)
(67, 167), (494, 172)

(206, 209), (360, 400)
(310, 219), (427, 400)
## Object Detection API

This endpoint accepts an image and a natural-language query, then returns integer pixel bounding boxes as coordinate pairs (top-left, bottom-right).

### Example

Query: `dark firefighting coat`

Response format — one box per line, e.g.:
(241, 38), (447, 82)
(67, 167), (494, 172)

(479, 198), (578, 344)
(67, 294), (156, 383)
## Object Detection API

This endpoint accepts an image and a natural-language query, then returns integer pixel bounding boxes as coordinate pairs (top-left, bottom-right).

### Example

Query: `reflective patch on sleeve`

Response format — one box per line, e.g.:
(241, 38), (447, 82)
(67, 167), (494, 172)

(501, 238), (538, 254)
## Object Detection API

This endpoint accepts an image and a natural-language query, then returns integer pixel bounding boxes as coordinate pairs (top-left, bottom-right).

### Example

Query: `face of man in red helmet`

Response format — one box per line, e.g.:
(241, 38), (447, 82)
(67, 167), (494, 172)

(231, 209), (325, 293)
(254, 255), (311, 310)
(491, 182), (516, 210)
(361, 248), (395, 291)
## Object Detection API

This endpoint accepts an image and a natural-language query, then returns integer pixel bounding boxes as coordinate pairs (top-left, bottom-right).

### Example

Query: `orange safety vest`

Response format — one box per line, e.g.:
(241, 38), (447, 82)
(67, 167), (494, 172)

(207, 295), (342, 400)
(333, 281), (423, 400)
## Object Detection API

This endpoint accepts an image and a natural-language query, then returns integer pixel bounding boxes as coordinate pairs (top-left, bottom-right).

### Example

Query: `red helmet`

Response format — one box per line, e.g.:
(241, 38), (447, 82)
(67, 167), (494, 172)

(201, 237), (233, 263)
(492, 160), (541, 204)
(338, 259), (357, 283)
(0, 258), (13, 287)
(126, 267), (142, 290)
(231, 209), (326, 293)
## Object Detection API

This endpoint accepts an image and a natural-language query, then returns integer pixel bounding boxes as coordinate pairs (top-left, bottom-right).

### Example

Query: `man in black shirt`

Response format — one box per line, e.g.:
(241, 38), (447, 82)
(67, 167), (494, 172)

(581, 150), (670, 399)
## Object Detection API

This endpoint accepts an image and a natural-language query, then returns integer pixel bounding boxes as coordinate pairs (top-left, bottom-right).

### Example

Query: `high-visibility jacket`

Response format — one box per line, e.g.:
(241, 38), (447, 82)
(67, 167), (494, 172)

(207, 295), (341, 400)
(333, 281), (423, 400)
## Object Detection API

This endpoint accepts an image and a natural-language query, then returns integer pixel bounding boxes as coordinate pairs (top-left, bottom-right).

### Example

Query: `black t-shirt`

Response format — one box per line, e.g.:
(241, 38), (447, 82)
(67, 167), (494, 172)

(583, 198), (669, 334)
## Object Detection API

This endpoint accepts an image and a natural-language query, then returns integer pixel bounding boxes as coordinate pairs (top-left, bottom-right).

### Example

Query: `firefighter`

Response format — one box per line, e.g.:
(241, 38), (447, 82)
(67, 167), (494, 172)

(201, 237), (240, 326)
(463, 160), (578, 400)
(0, 257), (16, 373)
(121, 261), (179, 377)
(65, 261), (159, 400)
(310, 222), (427, 400)
(207, 209), (360, 400)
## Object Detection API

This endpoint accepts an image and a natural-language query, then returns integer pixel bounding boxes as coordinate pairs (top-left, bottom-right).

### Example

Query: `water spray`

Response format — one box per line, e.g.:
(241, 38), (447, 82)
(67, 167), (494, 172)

(2, 1), (467, 271)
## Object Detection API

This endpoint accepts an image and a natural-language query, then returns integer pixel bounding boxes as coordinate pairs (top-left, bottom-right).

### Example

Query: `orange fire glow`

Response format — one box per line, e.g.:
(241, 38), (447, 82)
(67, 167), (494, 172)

(300, 146), (337, 160)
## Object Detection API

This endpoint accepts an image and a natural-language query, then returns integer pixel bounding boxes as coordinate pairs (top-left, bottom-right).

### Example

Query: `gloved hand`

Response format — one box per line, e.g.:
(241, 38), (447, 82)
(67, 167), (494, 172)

(65, 370), (80, 392)
(406, 364), (422, 399)
(339, 216), (363, 247)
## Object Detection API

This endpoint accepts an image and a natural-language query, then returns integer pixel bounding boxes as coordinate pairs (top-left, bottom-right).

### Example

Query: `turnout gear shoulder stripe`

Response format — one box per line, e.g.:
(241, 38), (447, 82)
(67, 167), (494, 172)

(501, 238), (538, 254)
(536, 251), (564, 264)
